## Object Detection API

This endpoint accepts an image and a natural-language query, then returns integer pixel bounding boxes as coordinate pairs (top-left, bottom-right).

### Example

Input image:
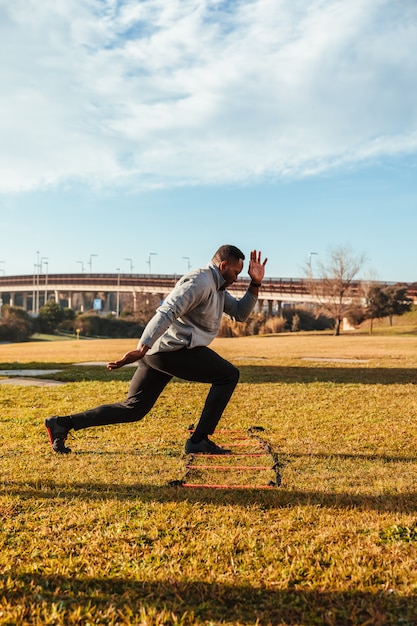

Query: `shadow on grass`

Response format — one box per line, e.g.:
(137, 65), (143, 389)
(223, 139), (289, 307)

(1, 362), (417, 384)
(3, 480), (417, 512)
(237, 365), (417, 385)
(287, 451), (417, 464)
(1, 573), (416, 625)
(42, 365), (417, 385)
(63, 449), (417, 464)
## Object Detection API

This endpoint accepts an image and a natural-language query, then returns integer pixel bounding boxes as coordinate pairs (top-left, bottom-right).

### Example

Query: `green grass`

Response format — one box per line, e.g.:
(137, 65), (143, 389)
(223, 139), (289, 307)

(1, 335), (417, 624)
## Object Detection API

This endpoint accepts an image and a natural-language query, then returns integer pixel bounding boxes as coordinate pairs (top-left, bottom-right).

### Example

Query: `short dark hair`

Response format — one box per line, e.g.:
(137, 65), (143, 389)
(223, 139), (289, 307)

(212, 245), (245, 264)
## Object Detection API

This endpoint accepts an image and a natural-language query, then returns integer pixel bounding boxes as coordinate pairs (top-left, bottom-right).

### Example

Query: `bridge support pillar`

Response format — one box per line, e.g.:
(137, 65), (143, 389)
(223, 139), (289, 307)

(267, 300), (273, 317)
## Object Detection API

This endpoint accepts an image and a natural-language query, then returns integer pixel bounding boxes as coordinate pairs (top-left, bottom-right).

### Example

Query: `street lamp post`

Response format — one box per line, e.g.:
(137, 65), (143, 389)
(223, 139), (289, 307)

(89, 254), (98, 273)
(125, 258), (134, 273)
(77, 261), (85, 273)
(116, 268), (121, 317)
(33, 263), (37, 314)
(41, 257), (48, 306)
(182, 256), (191, 271)
(35, 251), (40, 314)
(147, 252), (157, 275)
(308, 252), (318, 274)
(0, 262), (5, 316)
(43, 259), (49, 305)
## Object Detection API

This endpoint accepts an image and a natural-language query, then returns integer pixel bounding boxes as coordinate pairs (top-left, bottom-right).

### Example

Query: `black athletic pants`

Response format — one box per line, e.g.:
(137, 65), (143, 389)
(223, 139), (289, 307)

(70, 347), (240, 435)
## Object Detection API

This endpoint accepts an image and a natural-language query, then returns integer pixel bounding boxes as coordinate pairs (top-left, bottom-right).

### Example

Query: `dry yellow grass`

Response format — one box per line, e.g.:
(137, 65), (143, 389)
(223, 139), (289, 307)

(1, 334), (417, 624)
(2, 332), (417, 365)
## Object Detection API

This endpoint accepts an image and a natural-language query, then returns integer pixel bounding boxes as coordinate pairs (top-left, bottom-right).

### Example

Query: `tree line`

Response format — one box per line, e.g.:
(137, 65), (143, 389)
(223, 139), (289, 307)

(0, 303), (145, 342)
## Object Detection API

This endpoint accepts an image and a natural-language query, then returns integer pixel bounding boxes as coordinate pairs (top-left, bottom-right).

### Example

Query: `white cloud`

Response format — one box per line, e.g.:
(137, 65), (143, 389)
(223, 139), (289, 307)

(1, 0), (416, 192)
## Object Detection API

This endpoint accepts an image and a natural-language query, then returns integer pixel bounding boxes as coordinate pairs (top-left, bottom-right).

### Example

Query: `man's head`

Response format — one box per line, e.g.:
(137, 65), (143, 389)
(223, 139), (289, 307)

(212, 245), (245, 287)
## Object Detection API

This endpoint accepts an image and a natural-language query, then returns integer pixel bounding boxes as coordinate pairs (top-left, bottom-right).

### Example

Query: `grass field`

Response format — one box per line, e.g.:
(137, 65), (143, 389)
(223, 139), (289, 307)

(1, 333), (417, 625)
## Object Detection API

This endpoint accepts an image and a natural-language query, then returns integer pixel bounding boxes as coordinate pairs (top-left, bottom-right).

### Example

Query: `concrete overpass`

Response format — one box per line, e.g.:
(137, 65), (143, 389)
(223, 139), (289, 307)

(0, 273), (416, 316)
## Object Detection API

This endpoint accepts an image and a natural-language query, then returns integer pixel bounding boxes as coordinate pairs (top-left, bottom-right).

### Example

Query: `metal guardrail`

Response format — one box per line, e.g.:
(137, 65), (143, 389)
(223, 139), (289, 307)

(0, 273), (309, 293)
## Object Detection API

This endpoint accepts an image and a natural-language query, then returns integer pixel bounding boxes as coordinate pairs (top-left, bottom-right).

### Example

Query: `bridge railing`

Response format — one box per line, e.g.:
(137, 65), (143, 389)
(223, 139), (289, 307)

(0, 273), (310, 290)
(0, 274), (416, 300)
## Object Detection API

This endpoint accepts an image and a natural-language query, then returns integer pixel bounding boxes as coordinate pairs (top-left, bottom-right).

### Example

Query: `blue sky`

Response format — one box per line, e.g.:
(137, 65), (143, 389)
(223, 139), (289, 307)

(1, 0), (416, 282)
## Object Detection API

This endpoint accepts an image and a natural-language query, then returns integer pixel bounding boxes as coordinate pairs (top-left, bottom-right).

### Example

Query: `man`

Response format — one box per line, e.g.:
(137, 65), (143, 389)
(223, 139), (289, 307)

(45, 245), (267, 455)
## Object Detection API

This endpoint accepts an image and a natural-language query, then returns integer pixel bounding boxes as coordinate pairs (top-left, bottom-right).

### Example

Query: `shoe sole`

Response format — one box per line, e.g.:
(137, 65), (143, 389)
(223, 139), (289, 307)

(52, 441), (71, 454)
(44, 420), (55, 446)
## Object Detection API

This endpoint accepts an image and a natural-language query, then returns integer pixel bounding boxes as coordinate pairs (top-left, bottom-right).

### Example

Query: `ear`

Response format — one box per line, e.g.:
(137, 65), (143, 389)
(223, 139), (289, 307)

(218, 260), (228, 272)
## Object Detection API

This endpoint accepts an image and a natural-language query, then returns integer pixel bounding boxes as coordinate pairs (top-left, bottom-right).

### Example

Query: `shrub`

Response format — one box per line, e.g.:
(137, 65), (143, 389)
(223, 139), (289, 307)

(346, 306), (367, 327)
(35, 301), (66, 333)
(282, 308), (334, 331)
(75, 314), (144, 338)
(262, 316), (287, 334)
(291, 313), (301, 332)
(0, 305), (34, 342)
(218, 314), (287, 338)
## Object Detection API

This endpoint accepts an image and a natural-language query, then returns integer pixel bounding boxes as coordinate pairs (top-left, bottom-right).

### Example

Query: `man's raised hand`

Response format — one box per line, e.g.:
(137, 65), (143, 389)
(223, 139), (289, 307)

(248, 250), (268, 284)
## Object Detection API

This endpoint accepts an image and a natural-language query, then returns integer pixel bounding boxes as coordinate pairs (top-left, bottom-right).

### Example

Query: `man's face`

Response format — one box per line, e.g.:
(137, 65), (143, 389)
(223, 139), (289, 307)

(219, 258), (244, 287)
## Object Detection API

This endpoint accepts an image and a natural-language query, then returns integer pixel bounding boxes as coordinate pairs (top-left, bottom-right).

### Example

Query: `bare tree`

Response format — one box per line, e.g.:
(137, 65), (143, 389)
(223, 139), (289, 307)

(304, 245), (366, 336)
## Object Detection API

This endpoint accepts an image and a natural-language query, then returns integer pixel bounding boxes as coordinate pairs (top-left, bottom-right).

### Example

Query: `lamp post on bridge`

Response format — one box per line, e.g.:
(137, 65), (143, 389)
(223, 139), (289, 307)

(77, 261), (85, 273)
(35, 251), (41, 314)
(0, 262), (4, 316)
(41, 258), (49, 307)
(89, 254), (98, 274)
(147, 252), (157, 275)
(116, 268), (120, 317)
(32, 262), (37, 314)
(182, 256), (191, 271)
(125, 258), (134, 273)
(308, 252), (318, 275)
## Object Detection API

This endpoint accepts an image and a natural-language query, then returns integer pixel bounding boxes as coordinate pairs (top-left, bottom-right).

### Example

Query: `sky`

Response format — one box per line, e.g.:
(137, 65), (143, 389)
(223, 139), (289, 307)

(1, 0), (416, 282)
